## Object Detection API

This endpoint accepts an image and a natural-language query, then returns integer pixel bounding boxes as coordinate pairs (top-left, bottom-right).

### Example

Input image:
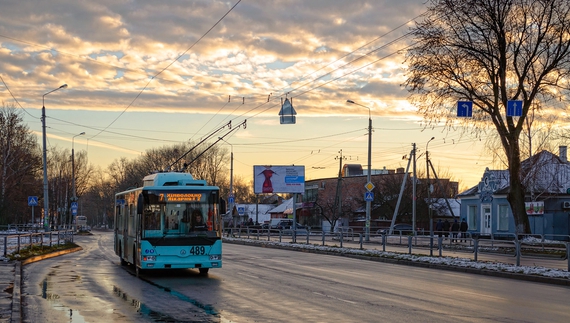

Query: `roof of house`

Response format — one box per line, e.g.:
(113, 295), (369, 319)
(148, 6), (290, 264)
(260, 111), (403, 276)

(268, 198), (302, 215)
(231, 204), (276, 223)
(429, 198), (461, 217)
(458, 150), (570, 197)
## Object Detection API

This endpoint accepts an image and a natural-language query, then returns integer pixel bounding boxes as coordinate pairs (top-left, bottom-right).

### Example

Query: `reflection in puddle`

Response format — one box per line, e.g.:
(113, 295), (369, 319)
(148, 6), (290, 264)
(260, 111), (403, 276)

(41, 277), (86, 323)
(113, 286), (178, 321)
(143, 280), (219, 316)
(112, 284), (219, 322)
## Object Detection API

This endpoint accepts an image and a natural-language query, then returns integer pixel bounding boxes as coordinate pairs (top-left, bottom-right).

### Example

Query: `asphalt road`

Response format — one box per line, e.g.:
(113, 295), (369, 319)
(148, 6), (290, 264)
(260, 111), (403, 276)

(20, 231), (570, 322)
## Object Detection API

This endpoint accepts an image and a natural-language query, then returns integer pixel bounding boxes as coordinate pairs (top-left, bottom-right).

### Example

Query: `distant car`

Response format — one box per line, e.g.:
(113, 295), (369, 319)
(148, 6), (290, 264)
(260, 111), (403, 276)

(379, 224), (414, 235)
(274, 220), (308, 235)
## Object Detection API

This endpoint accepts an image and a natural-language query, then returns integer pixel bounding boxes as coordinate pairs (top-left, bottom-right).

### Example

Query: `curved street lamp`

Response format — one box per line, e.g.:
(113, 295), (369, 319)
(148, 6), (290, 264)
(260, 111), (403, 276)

(42, 84), (67, 231)
(346, 100), (373, 242)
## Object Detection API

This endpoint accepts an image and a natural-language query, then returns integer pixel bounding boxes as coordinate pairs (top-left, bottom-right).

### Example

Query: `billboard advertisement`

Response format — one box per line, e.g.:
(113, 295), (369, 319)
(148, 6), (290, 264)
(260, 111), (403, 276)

(253, 165), (305, 194)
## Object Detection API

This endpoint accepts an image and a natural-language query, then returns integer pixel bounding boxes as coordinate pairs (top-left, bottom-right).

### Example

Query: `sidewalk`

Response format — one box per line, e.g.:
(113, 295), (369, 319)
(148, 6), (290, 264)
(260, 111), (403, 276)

(0, 246), (81, 323)
(0, 261), (18, 323)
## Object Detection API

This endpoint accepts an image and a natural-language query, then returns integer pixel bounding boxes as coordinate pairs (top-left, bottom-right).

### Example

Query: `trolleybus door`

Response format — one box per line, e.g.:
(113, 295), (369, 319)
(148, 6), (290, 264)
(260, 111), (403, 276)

(123, 203), (129, 261)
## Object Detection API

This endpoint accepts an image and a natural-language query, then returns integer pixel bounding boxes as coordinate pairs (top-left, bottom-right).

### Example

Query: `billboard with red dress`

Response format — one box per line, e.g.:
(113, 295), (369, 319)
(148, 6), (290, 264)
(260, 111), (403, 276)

(253, 165), (305, 194)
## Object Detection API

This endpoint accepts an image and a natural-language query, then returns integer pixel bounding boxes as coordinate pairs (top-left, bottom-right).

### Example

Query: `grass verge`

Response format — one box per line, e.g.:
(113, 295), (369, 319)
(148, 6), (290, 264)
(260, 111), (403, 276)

(7, 242), (80, 261)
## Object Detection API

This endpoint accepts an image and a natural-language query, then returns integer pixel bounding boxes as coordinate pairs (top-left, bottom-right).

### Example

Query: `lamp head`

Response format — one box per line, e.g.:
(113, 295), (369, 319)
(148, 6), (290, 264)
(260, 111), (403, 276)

(60, 84), (68, 89)
(79, 132), (85, 136)
(346, 100), (355, 104)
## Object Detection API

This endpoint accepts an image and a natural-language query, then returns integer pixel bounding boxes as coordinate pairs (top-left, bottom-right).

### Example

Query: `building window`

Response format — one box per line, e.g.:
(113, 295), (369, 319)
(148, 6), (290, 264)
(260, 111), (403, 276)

(468, 205), (478, 230)
(497, 204), (509, 231)
(483, 205), (491, 231)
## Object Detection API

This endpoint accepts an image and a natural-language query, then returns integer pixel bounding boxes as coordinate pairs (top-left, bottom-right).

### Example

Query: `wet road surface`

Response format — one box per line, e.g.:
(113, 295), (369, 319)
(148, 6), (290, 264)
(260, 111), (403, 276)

(21, 231), (570, 322)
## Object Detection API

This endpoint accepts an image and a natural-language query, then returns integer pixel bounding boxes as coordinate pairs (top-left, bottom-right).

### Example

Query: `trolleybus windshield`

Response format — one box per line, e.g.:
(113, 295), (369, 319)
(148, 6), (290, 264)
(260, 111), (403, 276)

(141, 190), (221, 239)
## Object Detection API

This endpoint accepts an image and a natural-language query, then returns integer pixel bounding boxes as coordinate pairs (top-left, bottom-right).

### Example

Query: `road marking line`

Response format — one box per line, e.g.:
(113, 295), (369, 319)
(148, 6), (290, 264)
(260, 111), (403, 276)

(312, 292), (356, 304)
(452, 290), (507, 301)
(236, 272), (261, 279)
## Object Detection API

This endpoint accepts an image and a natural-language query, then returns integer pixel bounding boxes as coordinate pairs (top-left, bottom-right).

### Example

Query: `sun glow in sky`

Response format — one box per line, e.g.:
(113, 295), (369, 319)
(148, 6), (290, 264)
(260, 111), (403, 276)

(0, 0), (498, 191)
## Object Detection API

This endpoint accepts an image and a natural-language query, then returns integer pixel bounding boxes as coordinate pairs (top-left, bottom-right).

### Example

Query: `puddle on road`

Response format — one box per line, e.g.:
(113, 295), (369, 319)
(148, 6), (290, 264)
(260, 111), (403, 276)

(123, 268), (220, 316)
(113, 286), (180, 321)
(141, 280), (219, 316)
(113, 285), (219, 321)
(41, 278), (86, 323)
(40, 271), (220, 322)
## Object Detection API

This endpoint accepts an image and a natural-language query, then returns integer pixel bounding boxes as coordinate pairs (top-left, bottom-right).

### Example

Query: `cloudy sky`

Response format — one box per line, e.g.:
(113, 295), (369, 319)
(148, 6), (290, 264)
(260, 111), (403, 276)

(0, 0), (496, 189)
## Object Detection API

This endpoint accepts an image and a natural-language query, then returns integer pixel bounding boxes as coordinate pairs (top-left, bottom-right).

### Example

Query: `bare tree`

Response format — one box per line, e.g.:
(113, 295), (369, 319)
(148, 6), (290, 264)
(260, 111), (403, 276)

(83, 167), (116, 227)
(190, 144), (227, 186)
(0, 105), (42, 224)
(405, 0), (570, 233)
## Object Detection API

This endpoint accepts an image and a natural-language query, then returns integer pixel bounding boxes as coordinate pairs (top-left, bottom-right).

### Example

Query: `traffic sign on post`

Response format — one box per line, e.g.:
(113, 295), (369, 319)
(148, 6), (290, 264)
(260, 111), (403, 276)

(28, 196), (39, 206)
(364, 191), (374, 202)
(457, 101), (473, 117)
(71, 201), (78, 216)
(507, 100), (523, 117)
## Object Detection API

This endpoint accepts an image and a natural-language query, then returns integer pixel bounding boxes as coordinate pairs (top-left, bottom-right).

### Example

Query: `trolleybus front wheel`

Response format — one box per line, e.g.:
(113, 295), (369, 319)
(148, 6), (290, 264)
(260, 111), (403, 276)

(199, 268), (209, 275)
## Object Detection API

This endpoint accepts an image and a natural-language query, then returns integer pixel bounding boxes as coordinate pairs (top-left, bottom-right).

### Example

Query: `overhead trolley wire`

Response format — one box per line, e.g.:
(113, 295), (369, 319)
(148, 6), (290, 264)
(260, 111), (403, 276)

(88, 0), (243, 141)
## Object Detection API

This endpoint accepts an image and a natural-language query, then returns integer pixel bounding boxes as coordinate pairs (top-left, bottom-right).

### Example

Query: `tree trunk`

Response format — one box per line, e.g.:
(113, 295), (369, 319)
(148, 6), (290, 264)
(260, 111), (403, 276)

(506, 138), (531, 234)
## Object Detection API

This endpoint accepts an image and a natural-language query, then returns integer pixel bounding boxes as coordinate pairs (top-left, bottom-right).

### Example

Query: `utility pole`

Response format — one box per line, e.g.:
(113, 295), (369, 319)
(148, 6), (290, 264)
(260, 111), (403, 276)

(333, 150), (346, 231)
(412, 143), (417, 234)
(426, 137), (435, 256)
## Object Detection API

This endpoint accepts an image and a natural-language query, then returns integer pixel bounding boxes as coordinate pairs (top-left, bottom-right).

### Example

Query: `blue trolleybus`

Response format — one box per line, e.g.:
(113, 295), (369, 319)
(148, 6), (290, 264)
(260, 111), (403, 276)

(114, 172), (223, 275)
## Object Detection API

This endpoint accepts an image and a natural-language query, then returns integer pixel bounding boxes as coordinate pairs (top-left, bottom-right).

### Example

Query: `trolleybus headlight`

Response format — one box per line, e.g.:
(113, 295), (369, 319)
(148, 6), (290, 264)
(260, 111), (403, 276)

(209, 255), (221, 260)
(143, 255), (156, 261)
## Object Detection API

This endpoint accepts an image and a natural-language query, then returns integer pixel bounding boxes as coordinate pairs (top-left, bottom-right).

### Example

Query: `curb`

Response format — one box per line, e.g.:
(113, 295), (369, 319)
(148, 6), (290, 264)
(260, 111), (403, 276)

(11, 262), (20, 323)
(225, 239), (570, 286)
(12, 246), (83, 323)
(20, 247), (83, 266)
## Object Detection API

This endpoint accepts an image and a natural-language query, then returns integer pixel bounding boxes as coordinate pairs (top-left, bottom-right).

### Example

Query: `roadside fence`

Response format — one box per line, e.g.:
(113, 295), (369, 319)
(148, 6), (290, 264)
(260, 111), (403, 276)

(0, 230), (75, 258)
(226, 228), (570, 271)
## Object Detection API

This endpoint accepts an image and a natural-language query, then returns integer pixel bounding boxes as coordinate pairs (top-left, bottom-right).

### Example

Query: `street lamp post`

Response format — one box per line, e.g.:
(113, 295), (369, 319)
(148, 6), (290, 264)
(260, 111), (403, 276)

(426, 136), (435, 256)
(347, 100), (372, 242)
(71, 131), (85, 228)
(219, 137), (234, 227)
(42, 84), (67, 232)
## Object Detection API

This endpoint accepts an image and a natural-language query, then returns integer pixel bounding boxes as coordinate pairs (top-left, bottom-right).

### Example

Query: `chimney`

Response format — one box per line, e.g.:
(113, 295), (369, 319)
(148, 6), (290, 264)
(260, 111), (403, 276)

(560, 146), (567, 163)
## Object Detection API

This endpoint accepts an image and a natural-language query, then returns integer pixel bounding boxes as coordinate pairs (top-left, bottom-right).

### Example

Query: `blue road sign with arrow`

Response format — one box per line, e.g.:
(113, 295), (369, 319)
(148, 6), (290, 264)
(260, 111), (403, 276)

(457, 101), (473, 117)
(28, 196), (38, 206)
(507, 100), (523, 117)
